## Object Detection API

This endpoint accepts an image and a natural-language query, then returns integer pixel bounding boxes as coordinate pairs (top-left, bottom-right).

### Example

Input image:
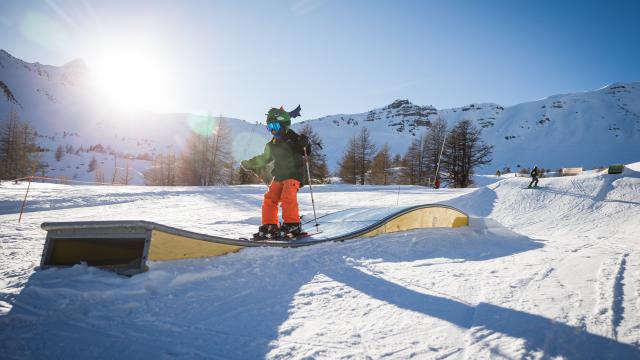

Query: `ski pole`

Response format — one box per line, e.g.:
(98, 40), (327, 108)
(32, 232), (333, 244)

(303, 147), (319, 231)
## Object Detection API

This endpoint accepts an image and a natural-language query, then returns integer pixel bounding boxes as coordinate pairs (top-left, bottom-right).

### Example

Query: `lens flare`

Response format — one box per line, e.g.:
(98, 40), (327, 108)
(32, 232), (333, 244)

(187, 114), (222, 136)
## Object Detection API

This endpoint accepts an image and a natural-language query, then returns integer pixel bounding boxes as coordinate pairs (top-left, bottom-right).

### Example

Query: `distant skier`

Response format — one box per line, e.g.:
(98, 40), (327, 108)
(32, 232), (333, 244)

(434, 177), (441, 189)
(528, 166), (540, 188)
(241, 105), (311, 240)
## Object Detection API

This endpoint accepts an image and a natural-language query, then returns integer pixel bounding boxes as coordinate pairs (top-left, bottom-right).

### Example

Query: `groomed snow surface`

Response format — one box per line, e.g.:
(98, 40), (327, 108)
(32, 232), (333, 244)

(1, 165), (640, 359)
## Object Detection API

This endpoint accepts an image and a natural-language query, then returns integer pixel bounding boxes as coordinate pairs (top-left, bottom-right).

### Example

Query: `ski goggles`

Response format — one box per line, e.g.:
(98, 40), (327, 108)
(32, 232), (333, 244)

(266, 122), (282, 133)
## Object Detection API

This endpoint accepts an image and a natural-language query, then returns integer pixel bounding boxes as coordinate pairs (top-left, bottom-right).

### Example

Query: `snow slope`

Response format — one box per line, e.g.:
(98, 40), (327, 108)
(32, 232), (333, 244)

(1, 164), (639, 358)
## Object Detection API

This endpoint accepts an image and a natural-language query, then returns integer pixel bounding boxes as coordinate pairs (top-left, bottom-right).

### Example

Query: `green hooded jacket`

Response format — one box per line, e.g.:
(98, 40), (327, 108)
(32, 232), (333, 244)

(242, 106), (309, 183)
(243, 129), (311, 184)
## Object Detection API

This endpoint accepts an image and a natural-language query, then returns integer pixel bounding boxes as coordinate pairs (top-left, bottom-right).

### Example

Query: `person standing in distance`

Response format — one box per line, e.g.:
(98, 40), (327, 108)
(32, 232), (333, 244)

(528, 165), (540, 188)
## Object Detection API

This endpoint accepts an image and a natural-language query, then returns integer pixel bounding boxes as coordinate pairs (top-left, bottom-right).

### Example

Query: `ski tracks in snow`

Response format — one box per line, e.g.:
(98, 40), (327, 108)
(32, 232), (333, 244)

(592, 252), (628, 339)
(605, 249), (640, 348)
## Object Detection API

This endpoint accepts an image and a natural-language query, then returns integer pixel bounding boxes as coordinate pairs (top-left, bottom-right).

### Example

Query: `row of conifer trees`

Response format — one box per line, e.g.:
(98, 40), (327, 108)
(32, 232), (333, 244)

(1, 109), (492, 188)
(337, 118), (493, 187)
(143, 120), (331, 186)
(0, 111), (41, 180)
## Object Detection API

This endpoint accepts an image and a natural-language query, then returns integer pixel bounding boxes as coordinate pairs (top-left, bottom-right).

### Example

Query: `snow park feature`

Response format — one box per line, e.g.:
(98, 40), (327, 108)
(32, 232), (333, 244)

(561, 167), (584, 176)
(39, 205), (469, 275)
(2, 163), (640, 358)
(608, 164), (625, 174)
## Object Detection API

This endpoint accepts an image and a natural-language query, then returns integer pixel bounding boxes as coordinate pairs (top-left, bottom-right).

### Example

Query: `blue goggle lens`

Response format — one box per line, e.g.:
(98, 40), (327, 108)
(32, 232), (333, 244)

(267, 122), (281, 132)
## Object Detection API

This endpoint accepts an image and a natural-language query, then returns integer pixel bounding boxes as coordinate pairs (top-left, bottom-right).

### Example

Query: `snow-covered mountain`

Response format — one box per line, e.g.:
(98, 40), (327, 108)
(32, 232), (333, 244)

(295, 84), (640, 172)
(2, 49), (639, 181)
(0, 50), (269, 183)
(293, 100), (438, 168)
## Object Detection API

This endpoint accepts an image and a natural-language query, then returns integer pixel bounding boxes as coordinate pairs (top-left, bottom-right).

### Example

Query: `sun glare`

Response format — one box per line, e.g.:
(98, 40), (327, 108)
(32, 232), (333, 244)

(87, 43), (172, 112)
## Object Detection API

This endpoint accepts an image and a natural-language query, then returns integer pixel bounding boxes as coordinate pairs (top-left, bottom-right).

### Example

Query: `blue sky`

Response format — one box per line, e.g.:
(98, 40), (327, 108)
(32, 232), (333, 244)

(1, 0), (639, 121)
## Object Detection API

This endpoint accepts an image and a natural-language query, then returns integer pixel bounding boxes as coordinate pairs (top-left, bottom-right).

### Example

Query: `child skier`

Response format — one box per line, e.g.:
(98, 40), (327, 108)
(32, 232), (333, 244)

(241, 105), (311, 240)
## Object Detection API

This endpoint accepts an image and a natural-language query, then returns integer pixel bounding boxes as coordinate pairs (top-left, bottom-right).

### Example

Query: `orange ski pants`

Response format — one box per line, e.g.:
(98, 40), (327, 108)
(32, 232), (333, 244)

(262, 179), (300, 225)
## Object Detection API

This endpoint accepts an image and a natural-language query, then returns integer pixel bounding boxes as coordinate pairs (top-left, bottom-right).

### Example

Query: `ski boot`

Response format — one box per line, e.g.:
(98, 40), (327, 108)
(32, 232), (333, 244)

(278, 223), (304, 239)
(253, 224), (279, 241)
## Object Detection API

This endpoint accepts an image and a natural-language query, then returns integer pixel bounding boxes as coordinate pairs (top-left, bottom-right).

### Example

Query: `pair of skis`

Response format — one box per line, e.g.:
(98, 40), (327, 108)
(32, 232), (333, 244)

(239, 229), (320, 243)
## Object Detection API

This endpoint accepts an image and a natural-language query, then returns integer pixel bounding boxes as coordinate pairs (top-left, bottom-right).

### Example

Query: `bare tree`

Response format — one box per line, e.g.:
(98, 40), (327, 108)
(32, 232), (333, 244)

(203, 116), (232, 185)
(144, 154), (164, 185)
(123, 156), (132, 185)
(356, 127), (377, 185)
(370, 143), (392, 185)
(144, 148), (178, 186)
(401, 135), (427, 185)
(179, 115), (234, 186)
(338, 135), (358, 184)
(441, 119), (493, 187)
(392, 153), (403, 167)
(54, 145), (64, 161)
(94, 164), (105, 184)
(88, 156), (97, 172)
(337, 128), (378, 185)
(425, 116), (448, 182)
(0, 110), (39, 179)
(166, 148), (176, 186)
(400, 117), (447, 186)
(298, 123), (330, 183)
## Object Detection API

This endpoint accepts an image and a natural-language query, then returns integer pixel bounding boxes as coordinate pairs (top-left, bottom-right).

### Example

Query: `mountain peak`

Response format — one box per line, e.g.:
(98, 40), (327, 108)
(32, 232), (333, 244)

(384, 99), (414, 110)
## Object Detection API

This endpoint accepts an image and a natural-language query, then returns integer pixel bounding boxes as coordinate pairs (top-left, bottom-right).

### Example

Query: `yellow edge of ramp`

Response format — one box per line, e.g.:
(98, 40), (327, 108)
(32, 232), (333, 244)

(148, 229), (245, 261)
(40, 204), (469, 275)
(359, 206), (468, 238)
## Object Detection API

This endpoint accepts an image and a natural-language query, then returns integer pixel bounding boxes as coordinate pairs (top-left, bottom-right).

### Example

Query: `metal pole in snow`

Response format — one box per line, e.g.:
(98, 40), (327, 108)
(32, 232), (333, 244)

(434, 133), (447, 187)
(18, 176), (32, 223)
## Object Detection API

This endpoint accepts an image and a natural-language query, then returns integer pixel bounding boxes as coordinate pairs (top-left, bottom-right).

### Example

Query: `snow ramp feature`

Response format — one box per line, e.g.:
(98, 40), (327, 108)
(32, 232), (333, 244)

(40, 204), (468, 275)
